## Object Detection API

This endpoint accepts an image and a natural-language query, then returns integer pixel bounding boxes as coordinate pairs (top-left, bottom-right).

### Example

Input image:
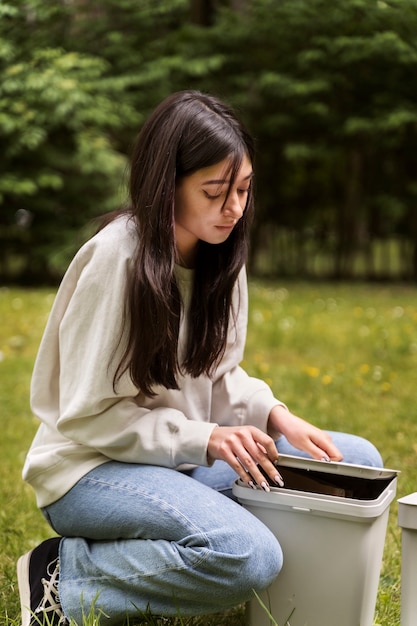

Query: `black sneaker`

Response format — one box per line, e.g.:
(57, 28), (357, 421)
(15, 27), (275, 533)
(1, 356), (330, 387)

(17, 537), (68, 626)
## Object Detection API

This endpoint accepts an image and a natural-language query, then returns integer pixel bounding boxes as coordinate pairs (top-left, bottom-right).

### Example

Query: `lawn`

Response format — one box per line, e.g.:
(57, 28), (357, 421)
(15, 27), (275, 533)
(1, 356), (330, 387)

(1, 280), (416, 626)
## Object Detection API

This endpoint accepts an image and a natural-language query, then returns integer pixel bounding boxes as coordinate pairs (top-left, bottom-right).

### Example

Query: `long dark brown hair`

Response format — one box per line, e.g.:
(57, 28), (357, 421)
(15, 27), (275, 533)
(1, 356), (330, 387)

(112, 90), (255, 396)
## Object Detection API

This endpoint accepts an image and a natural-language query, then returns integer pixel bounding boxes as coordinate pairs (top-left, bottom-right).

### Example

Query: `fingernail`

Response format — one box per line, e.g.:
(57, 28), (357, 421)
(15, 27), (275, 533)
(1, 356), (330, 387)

(248, 481), (256, 489)
(321, 455), (331, 462)
(260, 481), (270, 493)
(274, 473), (285, 487)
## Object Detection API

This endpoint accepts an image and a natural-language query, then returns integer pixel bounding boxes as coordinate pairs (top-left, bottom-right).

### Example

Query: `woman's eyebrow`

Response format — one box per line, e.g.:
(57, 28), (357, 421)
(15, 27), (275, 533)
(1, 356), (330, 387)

(202, 172), (253, 185)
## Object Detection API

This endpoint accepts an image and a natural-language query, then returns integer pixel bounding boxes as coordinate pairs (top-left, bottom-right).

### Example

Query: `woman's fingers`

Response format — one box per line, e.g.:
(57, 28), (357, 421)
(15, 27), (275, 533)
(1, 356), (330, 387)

(207, 426), (284, 490)
(269, 409), (343, 463)
(296, 430), (343, 462)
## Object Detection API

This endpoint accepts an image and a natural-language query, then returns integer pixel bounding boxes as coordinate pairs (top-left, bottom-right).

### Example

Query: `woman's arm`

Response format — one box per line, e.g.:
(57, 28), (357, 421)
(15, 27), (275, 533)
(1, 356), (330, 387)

(267, 404), (343, 461)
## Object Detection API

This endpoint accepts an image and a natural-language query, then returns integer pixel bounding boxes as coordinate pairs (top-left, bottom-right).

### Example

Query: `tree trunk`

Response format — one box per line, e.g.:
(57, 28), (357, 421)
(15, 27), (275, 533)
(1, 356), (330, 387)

(334, 148), (362, 278)
(190, 0), (216, 25)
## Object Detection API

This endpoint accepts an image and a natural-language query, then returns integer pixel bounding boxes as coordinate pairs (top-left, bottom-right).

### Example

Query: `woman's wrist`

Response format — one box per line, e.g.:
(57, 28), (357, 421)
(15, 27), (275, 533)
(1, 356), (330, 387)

(267, 403), (290, 439)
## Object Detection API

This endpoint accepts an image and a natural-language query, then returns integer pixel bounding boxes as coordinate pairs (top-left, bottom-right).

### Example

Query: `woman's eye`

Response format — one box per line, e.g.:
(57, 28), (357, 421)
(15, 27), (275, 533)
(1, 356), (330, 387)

(203, 187), (250, 200)
(203, 190), (222, 200)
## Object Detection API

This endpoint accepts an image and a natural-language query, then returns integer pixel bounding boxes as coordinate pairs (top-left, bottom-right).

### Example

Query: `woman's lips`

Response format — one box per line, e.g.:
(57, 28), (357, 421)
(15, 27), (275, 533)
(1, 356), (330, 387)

(215, 223), (235, 231)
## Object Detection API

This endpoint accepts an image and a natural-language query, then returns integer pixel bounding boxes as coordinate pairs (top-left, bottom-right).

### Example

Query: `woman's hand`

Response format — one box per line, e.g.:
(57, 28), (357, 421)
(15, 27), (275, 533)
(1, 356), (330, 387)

(267, 405), (343, 462)
(207, 425), (284, 491)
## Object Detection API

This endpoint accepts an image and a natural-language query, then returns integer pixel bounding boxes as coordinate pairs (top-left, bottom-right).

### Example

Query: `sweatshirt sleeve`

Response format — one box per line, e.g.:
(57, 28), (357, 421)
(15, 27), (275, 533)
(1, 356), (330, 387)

(30, 222), (216, 469)
(210, 267), (286, 432)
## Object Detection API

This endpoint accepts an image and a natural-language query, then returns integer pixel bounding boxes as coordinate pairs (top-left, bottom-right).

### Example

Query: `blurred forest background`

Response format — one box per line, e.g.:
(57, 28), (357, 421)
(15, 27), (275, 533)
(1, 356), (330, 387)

(2, 0), (417, 285)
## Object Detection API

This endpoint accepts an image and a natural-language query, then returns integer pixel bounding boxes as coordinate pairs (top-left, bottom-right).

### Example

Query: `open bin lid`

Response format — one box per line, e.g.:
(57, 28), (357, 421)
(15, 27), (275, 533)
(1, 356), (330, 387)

(265, 454), (399, 501)
(233, 454), (399, 516)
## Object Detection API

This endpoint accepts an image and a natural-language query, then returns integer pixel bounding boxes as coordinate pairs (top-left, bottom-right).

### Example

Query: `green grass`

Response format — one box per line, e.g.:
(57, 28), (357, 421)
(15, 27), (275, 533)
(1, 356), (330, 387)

(1, 280), (415, 626)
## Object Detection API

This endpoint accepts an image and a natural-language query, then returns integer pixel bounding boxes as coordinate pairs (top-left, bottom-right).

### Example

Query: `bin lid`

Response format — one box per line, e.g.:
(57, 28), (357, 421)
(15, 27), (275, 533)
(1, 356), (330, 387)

(275, 453), (398, 480)
(265, 454), (399, 500)
(233, 454), (399, 517)
(398, 493), (417, 530)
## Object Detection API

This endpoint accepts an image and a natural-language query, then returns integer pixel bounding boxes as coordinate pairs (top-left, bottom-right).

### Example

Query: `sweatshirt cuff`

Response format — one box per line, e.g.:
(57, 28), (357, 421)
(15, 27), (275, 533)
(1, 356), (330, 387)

(173, 420), (218, 467)
(246, 389), (288, 434)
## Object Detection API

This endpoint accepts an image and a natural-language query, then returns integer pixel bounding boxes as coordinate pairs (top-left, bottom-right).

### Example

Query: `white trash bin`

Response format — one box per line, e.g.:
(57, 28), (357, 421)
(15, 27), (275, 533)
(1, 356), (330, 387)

(397, 492), (417, 626)
(232, 454), (398, 626)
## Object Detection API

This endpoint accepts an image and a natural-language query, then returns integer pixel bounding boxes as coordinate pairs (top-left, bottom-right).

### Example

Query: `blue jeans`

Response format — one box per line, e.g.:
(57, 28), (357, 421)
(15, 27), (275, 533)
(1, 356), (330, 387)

(42, 432), (382, 624)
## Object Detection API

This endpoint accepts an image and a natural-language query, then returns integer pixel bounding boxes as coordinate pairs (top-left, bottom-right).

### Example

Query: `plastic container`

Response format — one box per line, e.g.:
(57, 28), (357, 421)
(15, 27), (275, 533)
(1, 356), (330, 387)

(397, 492), (417, 626)
(232, 454), (398, 626)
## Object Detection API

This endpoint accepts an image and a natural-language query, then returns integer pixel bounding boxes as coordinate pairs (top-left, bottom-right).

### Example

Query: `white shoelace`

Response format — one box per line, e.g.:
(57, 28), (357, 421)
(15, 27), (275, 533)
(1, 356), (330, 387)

(35, 557), (67, 624)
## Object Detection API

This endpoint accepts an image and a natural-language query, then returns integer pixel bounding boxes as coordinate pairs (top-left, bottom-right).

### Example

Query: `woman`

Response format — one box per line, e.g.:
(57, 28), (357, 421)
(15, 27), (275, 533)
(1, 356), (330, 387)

(17, 90), (382, 626)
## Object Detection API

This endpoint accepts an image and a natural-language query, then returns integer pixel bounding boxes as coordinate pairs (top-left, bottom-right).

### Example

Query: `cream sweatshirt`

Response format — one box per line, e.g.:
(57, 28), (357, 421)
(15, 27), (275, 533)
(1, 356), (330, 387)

(23, 216), (283, 507)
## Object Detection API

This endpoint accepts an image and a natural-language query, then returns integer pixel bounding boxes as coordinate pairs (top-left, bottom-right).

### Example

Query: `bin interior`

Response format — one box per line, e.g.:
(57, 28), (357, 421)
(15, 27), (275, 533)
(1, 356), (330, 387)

(259, 455), (397, 500)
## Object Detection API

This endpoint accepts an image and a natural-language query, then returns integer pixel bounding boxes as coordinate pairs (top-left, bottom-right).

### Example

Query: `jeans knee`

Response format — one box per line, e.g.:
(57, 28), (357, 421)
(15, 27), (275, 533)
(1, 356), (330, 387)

(243, 529), (283, 591)
(358, 438), (383, 467)
(337, 434), (383, 467)
(217, 522), (282, 598)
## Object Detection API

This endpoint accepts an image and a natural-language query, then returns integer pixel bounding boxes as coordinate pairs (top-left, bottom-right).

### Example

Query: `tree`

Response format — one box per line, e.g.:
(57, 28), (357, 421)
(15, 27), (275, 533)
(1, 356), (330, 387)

(3, 0), (417, 281)
(0, 0), (139, 282)
(153, 0), (417, 279)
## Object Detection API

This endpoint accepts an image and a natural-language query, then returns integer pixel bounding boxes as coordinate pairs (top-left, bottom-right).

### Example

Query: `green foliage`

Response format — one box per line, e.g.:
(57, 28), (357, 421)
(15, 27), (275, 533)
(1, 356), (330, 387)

(2, 0), (417, 281)
(129, 0), (417, 278)
(221, 0), (417, 277)
(0, 0), (139, 282)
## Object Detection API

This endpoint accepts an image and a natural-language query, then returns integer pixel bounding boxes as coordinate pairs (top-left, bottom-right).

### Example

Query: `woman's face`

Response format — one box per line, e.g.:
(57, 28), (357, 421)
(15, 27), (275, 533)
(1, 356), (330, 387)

(174, 154), (253, 267)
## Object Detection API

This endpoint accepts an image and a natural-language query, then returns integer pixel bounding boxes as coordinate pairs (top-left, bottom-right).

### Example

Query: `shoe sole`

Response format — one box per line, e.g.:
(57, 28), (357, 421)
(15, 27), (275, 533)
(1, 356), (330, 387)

(17, 550), (34, 626)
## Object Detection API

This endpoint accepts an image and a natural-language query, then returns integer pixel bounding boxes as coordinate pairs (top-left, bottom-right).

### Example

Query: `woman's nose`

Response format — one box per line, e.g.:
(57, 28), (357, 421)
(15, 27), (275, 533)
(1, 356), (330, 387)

(223, 193), (244, 219)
